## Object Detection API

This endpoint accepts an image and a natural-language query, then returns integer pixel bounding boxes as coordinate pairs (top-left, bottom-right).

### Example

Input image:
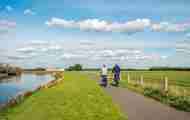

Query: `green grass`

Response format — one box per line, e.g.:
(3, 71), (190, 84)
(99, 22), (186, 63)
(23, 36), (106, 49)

(86, 71), (190, 86)
(1, 72), (127, 120)
(119, 71), (190, 96)
(121, 71), (190, 87)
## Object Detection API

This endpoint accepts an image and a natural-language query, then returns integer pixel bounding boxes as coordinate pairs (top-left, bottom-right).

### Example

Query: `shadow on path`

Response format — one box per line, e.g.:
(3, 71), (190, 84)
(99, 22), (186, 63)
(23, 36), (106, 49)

(104, 86), (190, 120)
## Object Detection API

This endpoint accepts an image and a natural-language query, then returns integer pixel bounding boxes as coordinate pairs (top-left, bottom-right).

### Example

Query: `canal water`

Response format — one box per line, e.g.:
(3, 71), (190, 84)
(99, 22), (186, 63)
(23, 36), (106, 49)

(0, 73), (53, 106)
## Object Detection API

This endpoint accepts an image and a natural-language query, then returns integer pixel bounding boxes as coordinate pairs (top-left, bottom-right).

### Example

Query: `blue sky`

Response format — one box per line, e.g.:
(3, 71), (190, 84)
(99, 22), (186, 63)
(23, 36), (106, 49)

(0, 0), (190, 68)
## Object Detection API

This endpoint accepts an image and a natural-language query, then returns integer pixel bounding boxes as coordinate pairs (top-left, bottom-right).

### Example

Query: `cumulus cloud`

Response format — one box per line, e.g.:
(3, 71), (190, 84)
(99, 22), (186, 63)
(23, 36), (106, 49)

(175, 40), (190, 55)
(16, 41), (63, 54)
(94, 49), (142, 59)
(59, 53), (87, 59)
(29, 40), (50, 45)
(79, 40), (96, 47)
(6, 6), (13, 12)
(16, 47), (37, 53)
(56, 48), (166, 63)
(6, 55), (33, 60)
(45, 17), (190, 33)
(151, 22), (190, 32)
(161, 55), (168, 59)
(176, 40), (190, 48)
(11, 40), (171, 68)
(176, 49), (190, 54)
(24, 9), (36, 15)
(46, 18), (151, 33)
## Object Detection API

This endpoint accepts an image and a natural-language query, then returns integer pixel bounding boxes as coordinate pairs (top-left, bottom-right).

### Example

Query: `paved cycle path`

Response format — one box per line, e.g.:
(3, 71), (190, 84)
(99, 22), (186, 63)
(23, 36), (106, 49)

(104, 86), (190, 120)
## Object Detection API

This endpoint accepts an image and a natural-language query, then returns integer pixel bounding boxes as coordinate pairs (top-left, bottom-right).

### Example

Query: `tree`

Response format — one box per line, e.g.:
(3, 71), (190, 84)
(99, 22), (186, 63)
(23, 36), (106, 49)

(74, 64), (82, 71)
(67, 64), (83, 71)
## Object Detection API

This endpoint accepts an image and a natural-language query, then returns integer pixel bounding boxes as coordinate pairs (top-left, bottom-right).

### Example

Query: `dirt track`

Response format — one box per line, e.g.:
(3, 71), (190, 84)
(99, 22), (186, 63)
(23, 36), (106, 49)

(104, 87), (190, 120)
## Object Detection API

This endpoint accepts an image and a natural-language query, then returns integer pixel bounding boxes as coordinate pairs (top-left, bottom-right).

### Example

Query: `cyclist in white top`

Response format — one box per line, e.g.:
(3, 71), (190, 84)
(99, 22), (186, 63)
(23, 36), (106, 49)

(100, 64), (108, 87)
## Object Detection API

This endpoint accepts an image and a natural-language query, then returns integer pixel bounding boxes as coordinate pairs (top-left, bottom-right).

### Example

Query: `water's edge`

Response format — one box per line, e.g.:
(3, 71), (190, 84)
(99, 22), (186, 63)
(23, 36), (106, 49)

(0, 72), (63, 110)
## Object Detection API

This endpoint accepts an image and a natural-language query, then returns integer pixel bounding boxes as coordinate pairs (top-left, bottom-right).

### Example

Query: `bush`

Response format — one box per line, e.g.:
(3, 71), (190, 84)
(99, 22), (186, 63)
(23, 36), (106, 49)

(167, 95), (190, 111)
(144, 88), (166, 101)
(143, 87), (190, 112)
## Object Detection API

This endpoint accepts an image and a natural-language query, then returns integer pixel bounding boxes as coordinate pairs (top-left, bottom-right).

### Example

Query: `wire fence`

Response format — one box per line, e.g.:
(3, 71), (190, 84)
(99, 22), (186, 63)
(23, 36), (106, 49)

(125, 72), (190, 97)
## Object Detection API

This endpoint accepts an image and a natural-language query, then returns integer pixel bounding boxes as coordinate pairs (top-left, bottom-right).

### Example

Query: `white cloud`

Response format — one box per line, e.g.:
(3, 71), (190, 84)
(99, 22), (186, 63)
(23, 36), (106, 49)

(48, 45), (62, 50)
(161, 55), (168, 59)
(176, 49), (190, 54)
(56, 48), (165, 63)
(151, 22), (190, 32)
(175, 40), (190, 55)
(16, 41), (63, 55)
(29, 40), (49, 45)
(6, 55), (33, 60)
(6, 6), (13, 12)
(59, 53), (86, 59)
(176, 40), (190, 48)
(46, 18), (151, 33)
(79, 40), (96, 47)
(46, 17), (190, 33)
(16, 47), (37, 53)
(24, 9), (36, 15)
(10, 39), (175, 68)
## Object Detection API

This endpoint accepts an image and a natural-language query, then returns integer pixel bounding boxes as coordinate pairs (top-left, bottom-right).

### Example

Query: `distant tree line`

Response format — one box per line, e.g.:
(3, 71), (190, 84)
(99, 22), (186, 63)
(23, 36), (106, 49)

(24, 68), (46, 71)
(22, 64), (190, 72)
(80, 68), (148, 71)
(149, 67), (190, 71)
(66, 65), (190, 71)
(120, 68), (148, 71)
(82, 68), (100, 71)
(80, 66), (190, 71)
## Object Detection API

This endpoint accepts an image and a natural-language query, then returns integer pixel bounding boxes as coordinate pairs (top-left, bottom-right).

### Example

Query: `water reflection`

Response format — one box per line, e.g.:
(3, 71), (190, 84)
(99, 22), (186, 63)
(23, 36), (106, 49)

(0, 75), (21, 84)
(0, 73), (53, 105)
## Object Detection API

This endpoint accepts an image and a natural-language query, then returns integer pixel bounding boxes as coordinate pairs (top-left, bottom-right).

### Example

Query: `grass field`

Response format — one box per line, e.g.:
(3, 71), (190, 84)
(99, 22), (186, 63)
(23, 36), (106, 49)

(121, 71), (190, 87)
(87, 70), (190, 88)
(0, 72), (127, 120)
(119, 71), (190, 96)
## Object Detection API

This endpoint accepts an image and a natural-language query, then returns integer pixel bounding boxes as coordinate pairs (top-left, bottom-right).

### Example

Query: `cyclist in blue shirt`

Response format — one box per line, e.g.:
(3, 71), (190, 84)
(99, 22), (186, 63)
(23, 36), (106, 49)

(111, 64), (121, 87)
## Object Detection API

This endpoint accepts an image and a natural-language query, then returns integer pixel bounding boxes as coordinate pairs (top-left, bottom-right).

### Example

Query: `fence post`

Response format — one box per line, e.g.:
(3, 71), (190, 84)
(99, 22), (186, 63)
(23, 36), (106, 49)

(128, 73), (130, 84)
(183, 88), (186, 97)
(164, 76), (168, 92)
(140, 75), (144, 86)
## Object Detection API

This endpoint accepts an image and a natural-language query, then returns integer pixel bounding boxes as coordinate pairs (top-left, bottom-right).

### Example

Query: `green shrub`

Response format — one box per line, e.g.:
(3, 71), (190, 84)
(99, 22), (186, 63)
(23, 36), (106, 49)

(143, 87), (190, 112)
(144, 88), (166, 101)
(167, 96), (190, 111)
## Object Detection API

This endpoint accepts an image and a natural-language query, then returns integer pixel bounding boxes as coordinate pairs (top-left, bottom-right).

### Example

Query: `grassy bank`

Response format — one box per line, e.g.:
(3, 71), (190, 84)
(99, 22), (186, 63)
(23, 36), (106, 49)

(1, 72), (127, 120)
